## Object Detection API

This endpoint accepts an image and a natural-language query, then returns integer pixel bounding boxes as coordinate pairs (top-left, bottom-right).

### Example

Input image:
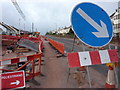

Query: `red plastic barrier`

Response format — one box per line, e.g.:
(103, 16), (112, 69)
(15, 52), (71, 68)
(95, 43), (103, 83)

(1, 35), (20, 40)
(1, 35), (43, 43)
(39, 41), (43, 53)
(41, 35), (47, 39)
(1, 35), (43, 53)
(47, 38), (64, 55)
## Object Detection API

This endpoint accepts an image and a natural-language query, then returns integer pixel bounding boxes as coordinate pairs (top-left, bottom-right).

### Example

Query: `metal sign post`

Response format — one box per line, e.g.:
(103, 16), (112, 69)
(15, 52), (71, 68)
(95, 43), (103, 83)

(82, 43), (92, 88)
(108, 44), (119, 88)
(71, 34), (76, 52)
(67, 33), (76, 87)
(86, 66), (92, 88)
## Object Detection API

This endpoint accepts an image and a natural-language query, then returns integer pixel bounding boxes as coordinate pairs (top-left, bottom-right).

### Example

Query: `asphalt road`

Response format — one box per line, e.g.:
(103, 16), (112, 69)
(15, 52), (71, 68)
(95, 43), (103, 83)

(46, 35), (116, 52)
(46, 35), (119, 76)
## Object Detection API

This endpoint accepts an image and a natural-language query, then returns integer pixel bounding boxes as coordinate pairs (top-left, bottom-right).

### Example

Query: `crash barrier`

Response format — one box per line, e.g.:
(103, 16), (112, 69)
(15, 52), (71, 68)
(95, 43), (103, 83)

(47, 38), (64, 55)
(67, 49), (119, 67)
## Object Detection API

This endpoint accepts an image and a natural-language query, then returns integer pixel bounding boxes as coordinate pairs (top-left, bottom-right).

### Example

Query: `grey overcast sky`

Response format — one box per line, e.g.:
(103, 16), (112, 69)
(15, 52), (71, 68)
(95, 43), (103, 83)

(0, 0), (120, 35)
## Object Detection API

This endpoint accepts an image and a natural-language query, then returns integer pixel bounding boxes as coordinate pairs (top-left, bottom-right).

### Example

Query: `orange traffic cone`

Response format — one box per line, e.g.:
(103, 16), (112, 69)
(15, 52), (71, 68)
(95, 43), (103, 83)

(105, 66), (116, 88)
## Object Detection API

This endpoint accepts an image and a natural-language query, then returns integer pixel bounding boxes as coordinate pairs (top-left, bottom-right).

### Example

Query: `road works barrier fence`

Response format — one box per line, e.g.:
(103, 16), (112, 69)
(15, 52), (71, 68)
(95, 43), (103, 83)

(0, 53), (42, 81)
(41, 36), (64, 54)
(39, 41), (43, 53)
(67, 49), (119, 67)
(22, 36), (42, 43)
(2, 35), (43, 50)
(2, 35), (19, 41)
(0, 42), (43, 81)
(1, 35), (42, 43)
(47, 38), (64, 55)
(67, 49), (119, 88)
(41, 35), (47, 40)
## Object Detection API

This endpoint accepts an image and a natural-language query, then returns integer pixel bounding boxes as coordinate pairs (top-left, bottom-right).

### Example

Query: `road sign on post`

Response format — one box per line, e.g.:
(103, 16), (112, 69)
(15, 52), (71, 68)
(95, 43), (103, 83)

(71, 2), (113, 47)
(1, 70), (25, 89)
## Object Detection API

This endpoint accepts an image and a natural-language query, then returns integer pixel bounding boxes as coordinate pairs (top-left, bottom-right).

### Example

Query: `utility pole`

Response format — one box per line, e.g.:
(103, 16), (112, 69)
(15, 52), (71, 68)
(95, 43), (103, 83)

(19, 18), (21, 35)
(55, 23), (57, 30)
(24, 23), (25, 31)
(36, 28), (37, 32)
(32, 23), (34, 32)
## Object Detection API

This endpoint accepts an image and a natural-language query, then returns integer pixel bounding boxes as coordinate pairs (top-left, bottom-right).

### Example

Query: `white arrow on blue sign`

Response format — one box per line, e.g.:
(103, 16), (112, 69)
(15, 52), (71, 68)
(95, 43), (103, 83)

(71, 2), (113, 47)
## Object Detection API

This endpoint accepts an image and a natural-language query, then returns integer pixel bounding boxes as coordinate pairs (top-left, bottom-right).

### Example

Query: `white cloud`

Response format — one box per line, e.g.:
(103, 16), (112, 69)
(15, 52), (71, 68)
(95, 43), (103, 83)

(1, 0), (119, 35)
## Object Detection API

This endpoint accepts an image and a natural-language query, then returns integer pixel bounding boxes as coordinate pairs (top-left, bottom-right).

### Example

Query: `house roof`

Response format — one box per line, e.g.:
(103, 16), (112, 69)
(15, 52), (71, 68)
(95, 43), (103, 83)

(110, 7), (120, 18)
(0, 22), (19, 33)
(110, 12), (115, 18)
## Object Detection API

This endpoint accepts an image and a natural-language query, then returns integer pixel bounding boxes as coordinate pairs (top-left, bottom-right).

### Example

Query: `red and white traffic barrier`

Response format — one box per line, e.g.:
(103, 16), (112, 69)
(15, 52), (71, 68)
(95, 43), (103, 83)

(67, 49), (118, 67)
(0, 56), (27, 66)
(0, 54), (41, 66)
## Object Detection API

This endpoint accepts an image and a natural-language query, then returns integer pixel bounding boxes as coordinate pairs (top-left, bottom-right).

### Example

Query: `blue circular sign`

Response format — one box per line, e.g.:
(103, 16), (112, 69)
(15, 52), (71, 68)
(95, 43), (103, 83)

(71, 2), (113, 47)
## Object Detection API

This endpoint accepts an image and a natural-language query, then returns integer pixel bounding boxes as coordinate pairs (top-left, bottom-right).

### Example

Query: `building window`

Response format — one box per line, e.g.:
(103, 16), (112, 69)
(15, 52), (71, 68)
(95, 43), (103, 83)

(118, 23), (120, 28)
(118, 14), (120, 19)
(114, 24), (118, 29)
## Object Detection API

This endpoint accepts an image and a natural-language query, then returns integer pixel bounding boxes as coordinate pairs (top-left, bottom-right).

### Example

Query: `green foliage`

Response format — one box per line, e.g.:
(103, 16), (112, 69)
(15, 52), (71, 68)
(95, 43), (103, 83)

(45, 31), (55, 35)
(67, 28), (74, 35)
(45, 27), (75, 37)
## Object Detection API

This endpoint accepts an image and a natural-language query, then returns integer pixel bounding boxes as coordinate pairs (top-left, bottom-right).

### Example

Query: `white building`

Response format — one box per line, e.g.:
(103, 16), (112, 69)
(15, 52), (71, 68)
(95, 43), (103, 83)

(110, 7), (120, 38)
(57, 27), (70, 35)
(50, 26), (71, 35)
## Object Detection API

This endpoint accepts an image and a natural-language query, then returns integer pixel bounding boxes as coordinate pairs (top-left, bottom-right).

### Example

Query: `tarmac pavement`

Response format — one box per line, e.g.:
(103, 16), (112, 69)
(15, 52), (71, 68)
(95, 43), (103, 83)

(29, 40), (78, 88)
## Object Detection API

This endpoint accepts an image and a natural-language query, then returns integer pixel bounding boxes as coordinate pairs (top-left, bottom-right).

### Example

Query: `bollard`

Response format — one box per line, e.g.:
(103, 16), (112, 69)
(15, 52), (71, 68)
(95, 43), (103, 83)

(105, 66), (116, 88)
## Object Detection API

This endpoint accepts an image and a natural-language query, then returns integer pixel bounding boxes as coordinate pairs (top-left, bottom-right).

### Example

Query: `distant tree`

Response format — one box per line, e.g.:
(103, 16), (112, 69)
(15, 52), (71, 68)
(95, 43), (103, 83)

(52, 32), (56, 35)
(45, 31), (53, 35)
(45, 32), (49, 35)
(67, 28), (74, 35)
(20, 33), (24, 35)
